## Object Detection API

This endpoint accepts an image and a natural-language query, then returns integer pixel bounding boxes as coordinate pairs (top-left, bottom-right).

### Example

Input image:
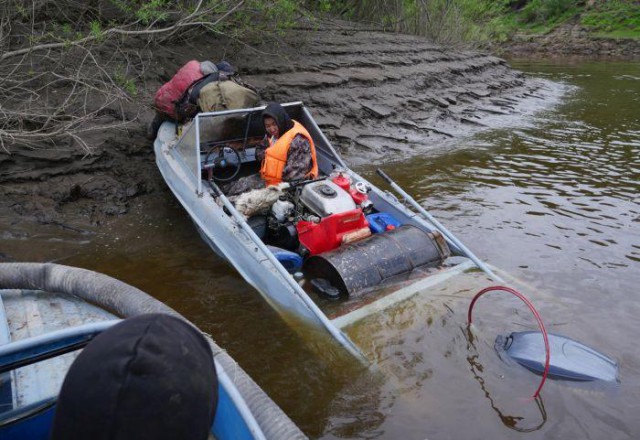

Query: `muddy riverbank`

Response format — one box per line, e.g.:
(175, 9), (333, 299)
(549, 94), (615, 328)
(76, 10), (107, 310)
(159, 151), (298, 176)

(0, 22), (556, 242)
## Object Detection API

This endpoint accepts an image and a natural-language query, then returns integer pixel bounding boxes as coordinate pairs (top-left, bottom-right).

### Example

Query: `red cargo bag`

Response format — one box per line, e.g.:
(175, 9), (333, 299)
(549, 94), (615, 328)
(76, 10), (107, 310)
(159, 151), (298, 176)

(154, 60), (203, 120)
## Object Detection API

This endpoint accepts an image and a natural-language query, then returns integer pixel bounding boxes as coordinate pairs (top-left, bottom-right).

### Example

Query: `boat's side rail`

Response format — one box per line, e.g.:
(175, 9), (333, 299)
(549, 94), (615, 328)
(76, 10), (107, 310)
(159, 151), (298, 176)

(0, 263), (184, 321)
(0, 263), (307, 440)
(0, 320), (120, 375)
(0, 321), (120, 431)
(344, 168), (458, 249)
(206, 181), (368, 363)
(331, 259), (475, 328)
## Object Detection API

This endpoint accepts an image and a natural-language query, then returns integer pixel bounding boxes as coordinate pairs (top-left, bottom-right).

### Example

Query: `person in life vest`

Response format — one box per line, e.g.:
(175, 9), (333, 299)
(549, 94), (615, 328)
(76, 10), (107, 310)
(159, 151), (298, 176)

(260, 102), (318, 186)
(224, 102), (318, 196)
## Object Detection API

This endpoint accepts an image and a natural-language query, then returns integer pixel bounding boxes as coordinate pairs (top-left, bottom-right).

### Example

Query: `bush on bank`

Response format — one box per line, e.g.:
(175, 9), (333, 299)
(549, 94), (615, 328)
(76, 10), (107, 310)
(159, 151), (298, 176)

(309, 0), (640, 44)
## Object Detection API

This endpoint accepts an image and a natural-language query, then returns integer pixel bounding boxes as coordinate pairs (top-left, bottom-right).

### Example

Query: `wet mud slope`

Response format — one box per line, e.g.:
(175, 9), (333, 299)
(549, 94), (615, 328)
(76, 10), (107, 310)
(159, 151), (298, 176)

(0, 22), (553, 238)
(239, 24), (551, 166)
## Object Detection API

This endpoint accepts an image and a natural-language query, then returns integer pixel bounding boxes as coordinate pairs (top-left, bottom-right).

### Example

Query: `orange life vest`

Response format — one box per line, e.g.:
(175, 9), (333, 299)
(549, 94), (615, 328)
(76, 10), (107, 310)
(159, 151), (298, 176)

(260, 120), (318, 186)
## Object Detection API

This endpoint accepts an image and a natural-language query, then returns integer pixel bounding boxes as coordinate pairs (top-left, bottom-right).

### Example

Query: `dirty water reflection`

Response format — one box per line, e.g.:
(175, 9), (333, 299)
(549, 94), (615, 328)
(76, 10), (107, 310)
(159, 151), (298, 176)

(2, 59), (639, 439)
(355, 59), (640, 439)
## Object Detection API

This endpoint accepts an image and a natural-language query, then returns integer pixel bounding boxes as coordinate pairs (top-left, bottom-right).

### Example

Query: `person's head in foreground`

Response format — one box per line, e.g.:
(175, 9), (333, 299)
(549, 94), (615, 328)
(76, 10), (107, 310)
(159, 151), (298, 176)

(51, 313), (217, 440)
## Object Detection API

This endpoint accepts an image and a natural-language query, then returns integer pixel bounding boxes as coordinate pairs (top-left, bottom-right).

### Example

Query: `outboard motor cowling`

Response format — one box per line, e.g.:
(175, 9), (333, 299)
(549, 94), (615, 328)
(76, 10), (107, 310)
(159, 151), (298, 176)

(496, 331), (619, 383)
(300, 180), (356, 217)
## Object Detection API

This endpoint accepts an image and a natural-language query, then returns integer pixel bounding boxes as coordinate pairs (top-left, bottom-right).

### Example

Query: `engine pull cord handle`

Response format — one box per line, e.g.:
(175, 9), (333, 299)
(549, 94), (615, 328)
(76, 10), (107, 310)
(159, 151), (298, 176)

(468, 285), (550, 400)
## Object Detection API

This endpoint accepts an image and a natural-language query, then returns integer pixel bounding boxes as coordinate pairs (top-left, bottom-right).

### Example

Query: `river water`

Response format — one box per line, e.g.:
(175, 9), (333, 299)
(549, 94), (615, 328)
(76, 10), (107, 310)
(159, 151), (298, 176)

(349, 59), (640, 439)
(3, 59), (639, 439)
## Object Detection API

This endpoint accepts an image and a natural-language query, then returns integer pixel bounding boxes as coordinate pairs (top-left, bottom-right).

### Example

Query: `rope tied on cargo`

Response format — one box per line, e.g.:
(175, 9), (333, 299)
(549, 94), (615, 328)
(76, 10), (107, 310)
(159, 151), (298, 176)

(467, 285), (550, 399)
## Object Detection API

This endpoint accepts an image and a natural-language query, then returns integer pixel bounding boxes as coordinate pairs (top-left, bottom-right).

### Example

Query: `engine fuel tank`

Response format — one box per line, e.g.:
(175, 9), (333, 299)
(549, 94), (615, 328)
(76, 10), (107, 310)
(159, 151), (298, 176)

(300, 180), (356, 217)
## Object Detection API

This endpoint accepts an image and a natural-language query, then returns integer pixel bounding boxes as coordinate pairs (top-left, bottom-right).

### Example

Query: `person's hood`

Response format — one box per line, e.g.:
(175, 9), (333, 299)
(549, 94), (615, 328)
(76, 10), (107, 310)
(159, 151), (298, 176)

(262, 102), (293, 137)
(50, 314), (217, 440)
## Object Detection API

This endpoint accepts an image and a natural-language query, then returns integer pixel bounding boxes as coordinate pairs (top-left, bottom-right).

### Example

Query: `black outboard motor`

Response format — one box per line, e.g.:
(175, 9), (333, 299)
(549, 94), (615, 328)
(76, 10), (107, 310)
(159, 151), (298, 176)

(265, 196), (299, 250)
(268, 221), (299, 251)
(304, 225), (450, 296)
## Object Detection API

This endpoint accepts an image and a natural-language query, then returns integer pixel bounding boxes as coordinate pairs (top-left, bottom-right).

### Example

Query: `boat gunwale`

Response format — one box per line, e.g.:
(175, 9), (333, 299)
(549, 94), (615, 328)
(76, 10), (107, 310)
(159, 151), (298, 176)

(0, 262), (305, 439)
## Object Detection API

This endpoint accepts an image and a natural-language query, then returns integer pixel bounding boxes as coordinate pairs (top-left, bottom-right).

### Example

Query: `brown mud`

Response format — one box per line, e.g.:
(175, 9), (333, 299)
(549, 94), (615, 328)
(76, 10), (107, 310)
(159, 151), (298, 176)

(0, 22), (556, 242)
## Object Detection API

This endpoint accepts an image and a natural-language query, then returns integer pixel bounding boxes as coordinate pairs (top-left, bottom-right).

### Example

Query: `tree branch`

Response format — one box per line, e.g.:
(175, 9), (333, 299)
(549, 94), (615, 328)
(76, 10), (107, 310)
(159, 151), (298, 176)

(1, 0), (245, 61)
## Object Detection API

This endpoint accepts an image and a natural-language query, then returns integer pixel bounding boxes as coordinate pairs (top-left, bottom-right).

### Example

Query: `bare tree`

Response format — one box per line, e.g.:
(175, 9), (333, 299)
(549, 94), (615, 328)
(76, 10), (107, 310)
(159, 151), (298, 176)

(343, 0), (474, 44)
(0, 0), (255, 153)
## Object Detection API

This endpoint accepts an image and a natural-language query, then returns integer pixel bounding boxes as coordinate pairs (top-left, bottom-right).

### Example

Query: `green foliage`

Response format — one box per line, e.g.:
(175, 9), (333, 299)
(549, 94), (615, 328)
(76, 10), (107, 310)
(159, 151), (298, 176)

(14, 2), (29, 20)
(517, 0), (578, 25)
(90, 21), (103, 41)
(581, 0), (640, 38)
(305, 0), (513, 45)
(307, 0), (354, 17)
(451, 0), (513, 42)
(110, 0), (134, 15)
(110, 0), (169, 24)
(136, 0), (169, 25)
(317, 0), (335, 13)
(305, 0), (639, 44)
(460, 0), (511, 19)
(222, 0), (306, 39)
(263, 0), (299, 29)
(275, 0), (296, 24)
(479, 14), (517, 42)
(114, 69), (137, 97)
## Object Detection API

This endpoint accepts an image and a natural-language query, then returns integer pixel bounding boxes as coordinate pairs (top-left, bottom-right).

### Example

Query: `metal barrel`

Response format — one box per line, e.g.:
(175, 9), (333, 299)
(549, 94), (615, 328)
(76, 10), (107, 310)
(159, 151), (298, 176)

(304, 225), (450, 296)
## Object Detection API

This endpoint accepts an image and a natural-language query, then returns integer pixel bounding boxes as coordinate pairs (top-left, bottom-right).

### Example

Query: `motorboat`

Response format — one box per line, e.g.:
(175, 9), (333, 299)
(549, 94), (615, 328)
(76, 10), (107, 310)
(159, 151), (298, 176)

(154, 102), (502, 360)
(0, 263), (305, 440)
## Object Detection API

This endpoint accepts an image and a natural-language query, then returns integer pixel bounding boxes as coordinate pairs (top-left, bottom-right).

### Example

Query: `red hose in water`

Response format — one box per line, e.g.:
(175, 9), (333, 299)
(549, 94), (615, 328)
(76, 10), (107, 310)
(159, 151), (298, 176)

(468, 286), (550, 399)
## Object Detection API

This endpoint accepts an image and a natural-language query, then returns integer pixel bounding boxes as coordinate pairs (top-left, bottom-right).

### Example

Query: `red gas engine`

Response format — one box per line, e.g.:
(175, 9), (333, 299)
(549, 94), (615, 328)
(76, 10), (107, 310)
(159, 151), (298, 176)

(295, 177), (371, 255)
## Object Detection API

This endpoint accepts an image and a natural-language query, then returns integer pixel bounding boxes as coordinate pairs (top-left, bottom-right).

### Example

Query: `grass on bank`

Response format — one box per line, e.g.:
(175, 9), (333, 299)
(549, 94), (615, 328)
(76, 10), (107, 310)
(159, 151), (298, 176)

(478, 0), (640, 42)
(314, 0), (640, 44)
(581, 1), (640, 39)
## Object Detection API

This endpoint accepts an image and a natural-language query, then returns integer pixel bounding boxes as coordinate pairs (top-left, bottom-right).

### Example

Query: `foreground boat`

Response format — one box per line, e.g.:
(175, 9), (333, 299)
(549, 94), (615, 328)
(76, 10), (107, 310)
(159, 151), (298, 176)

(154, 102), (500, 360)
(0, 263), (305, 440)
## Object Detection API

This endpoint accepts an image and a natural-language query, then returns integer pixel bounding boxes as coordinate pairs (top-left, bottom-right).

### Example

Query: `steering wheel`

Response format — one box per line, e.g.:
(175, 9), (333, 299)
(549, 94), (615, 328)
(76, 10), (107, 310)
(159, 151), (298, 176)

(203, 145), (241, 182)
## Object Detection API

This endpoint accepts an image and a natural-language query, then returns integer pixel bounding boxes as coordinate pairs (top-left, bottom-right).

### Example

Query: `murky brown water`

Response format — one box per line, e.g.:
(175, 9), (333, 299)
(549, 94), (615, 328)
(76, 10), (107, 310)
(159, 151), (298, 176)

(351, 59), (640, 439)
(3, 59), (639, 439)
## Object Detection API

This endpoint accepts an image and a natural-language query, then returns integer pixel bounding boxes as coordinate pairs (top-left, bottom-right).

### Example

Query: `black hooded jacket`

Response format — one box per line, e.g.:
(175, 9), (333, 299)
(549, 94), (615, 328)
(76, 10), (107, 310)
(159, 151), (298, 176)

(262, 102), (294, 137)
(50, 314), (217, 440)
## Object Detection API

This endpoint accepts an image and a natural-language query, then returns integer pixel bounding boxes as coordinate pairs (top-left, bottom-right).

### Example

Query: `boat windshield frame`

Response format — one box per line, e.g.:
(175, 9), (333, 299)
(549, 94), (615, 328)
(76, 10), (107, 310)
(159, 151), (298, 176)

(170, 102), (345, 195)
